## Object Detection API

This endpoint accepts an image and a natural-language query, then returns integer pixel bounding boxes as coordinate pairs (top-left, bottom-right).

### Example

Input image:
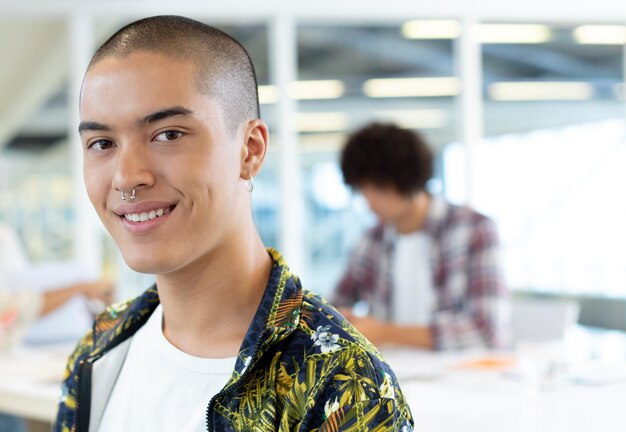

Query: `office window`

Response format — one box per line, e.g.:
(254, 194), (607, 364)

(0, 17), (73, 262)
(296, 23), (458, 294)
(446, 23), (626, 296)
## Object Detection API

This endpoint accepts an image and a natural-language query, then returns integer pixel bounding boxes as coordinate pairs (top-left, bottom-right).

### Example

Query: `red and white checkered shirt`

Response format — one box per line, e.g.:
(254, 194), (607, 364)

(333, 197), (511, 350)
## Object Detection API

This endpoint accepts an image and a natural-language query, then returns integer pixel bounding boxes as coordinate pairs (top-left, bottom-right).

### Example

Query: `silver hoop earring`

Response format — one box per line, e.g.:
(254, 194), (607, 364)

(121, 190), (127, 201)
(246, 176), (254, 193)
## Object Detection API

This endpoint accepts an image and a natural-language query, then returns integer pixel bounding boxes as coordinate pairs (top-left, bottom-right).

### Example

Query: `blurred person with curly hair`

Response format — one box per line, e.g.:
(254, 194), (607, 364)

(333, 122), (510, 351)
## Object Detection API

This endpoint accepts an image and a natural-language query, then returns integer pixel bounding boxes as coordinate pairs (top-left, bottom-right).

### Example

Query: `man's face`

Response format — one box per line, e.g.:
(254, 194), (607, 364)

(359, 183), (413, 224)
(80, 52), (247, 275)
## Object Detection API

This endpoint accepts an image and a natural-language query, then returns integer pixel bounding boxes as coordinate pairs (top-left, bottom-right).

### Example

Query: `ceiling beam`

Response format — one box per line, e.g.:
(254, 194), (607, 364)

(2, 0), (626, 23)
(0, 22), (67, 149)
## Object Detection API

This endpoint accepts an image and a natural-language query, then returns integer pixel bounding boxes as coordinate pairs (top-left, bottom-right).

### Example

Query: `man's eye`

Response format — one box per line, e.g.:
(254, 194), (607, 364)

(88, 140), (114, 151)
(155, 130), (183, 142)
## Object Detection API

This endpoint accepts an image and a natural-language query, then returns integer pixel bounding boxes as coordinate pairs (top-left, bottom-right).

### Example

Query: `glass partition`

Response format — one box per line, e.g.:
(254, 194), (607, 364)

(0, 17), (73, 262)
(296, 23), (458, 295)
(445, 23), (626, 297)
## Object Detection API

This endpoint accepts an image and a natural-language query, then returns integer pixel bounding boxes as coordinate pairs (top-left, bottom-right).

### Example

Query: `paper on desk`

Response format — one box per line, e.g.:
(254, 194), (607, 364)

(568, 361), (626, 386)
(405, 380), (519, 418)
(2, 260), (98, 291)
(0, 345), (71, 383)
(453, 355), (517, 371)
(391, 364), (448, 381)
(381, 349), (448, 381)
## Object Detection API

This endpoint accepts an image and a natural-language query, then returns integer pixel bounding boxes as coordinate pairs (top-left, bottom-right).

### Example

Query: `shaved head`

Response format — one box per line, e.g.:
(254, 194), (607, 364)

(88, 15), (260, 133)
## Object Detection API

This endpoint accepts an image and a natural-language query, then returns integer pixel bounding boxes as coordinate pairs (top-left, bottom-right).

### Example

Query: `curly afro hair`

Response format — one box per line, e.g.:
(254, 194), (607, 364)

(340, 123), (433, 196)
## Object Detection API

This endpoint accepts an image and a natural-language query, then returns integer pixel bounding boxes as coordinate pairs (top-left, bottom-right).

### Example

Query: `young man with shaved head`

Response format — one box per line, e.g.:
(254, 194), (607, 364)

(53, 16), (413, 432)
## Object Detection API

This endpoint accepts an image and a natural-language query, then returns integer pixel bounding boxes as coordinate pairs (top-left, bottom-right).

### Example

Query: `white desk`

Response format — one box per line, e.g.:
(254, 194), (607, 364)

(383, 328), (626, 432)
(0, 344), (70, 422)
(1, 330), (625, 430)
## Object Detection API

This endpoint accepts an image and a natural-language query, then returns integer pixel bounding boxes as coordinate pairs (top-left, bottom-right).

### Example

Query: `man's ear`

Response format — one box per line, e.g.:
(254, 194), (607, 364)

(240, 119), (269, 180)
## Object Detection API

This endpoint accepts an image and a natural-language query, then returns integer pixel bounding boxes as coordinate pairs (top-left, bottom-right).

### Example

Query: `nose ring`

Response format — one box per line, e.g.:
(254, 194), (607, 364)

(121, 189), (136, 201)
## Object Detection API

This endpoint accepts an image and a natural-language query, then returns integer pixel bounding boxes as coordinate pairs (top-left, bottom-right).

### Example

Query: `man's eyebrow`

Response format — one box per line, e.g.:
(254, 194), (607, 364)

(77, 106), (194, 134)
(139, 106), (194, 125)
(78, 121), (111, 134)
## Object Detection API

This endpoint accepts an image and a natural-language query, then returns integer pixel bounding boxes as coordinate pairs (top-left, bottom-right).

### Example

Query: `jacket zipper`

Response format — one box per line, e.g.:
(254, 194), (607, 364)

(205, 330), (268, 432)
(75, 357), (95, 432)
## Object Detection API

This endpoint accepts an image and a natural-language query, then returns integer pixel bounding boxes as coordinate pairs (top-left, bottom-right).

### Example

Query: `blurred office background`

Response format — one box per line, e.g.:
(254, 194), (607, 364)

(1, 0), (626, 329)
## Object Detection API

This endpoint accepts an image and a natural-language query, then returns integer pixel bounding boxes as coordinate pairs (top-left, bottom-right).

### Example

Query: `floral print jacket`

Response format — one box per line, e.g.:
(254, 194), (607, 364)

(53, 249), (414, 431)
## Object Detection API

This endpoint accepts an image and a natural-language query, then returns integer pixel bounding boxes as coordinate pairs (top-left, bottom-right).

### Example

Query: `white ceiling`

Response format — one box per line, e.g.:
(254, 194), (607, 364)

(0, 19), (67, 149)
(1, 1), (625, 152)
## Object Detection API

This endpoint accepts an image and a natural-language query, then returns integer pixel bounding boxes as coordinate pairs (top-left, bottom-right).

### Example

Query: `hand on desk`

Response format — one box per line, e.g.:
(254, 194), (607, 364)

(40, 280), (115, 317)
(73, 281), (115, 305)
(340, 307), (433, 349)
(340, 308), (391, 346)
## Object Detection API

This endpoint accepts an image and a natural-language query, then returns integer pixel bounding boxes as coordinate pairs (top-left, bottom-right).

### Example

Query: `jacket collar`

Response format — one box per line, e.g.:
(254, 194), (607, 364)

(227, 248), (303, 382)
(89, 285), (159, 359)
(88, 248), (303, 383)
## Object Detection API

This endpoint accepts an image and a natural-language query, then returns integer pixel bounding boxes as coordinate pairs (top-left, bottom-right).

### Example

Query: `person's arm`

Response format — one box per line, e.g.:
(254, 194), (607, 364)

(40, 281), (114, 316)
(1, 281), (114, 351)
(340, 218), (509, 351)
(431, 216), (510, 350)
(340, 309), (433, 349)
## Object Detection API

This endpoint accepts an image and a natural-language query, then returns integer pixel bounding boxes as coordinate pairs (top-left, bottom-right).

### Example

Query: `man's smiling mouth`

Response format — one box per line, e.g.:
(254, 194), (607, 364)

(124, 207), (172, 222)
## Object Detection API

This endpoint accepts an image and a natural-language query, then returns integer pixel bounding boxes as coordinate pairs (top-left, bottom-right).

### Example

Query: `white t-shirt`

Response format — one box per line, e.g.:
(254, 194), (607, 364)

(392, 231), (434, 326)
(97, 304), (237, 432)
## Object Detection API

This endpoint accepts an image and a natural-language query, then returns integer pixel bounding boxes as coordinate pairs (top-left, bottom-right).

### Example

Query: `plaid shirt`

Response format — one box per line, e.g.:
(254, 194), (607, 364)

(333, 197), (510, 350)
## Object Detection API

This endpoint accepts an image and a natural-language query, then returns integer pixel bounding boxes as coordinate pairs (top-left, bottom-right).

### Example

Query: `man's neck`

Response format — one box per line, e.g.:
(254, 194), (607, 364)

(154, 230), (272, 358)
(395, 191), (431, 234)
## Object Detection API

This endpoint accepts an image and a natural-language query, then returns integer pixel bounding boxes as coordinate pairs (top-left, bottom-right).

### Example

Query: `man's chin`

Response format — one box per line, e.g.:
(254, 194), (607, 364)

(120, 251), (168, 275)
